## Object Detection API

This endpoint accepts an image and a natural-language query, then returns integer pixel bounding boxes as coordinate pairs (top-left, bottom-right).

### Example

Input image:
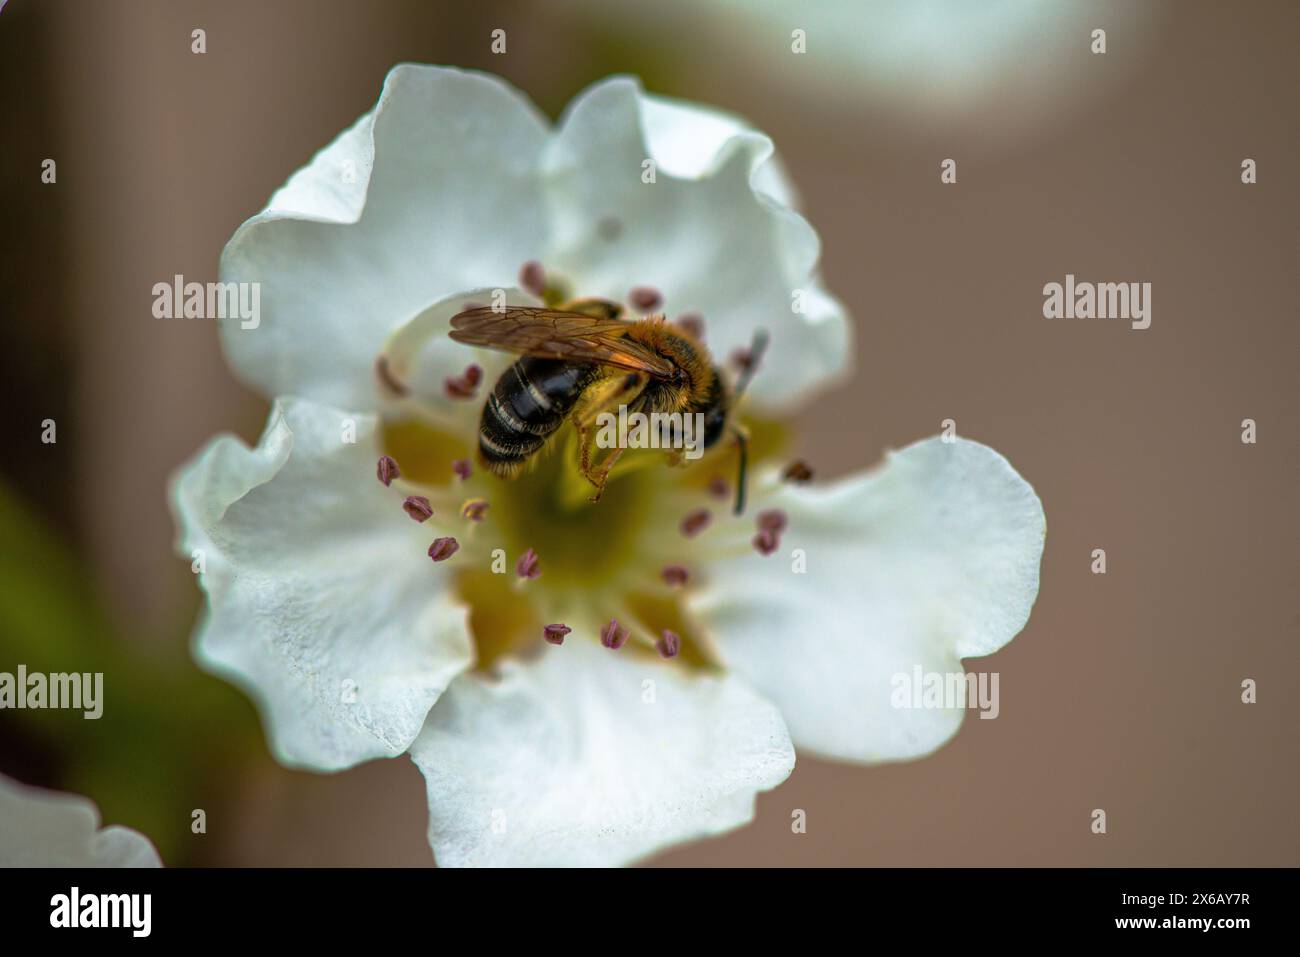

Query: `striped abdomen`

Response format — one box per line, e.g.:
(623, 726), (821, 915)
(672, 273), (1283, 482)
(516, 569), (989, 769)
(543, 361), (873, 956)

(478, 357), (598, 474)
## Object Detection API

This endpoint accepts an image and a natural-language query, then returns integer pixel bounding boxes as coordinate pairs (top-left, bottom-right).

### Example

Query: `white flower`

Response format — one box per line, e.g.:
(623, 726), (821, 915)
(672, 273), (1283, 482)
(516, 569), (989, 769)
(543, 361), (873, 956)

(0, 773), (161, 867)
(569, 0), (1160, 138)
(172, 65), (1045, 866)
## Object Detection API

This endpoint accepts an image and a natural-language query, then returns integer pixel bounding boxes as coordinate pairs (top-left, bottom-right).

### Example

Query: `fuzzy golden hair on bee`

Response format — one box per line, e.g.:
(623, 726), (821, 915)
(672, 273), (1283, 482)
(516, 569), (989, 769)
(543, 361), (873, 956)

(619, 315), (716, 415)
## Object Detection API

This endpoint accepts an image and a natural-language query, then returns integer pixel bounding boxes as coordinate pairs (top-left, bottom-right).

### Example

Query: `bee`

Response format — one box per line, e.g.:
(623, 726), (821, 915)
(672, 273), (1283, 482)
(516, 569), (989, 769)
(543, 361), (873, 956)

(449, 300), (767, 514)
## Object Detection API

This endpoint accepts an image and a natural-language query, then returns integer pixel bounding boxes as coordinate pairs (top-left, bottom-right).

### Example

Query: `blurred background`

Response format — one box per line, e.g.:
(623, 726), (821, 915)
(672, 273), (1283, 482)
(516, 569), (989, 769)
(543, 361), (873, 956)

(1, 0), (1296, 866)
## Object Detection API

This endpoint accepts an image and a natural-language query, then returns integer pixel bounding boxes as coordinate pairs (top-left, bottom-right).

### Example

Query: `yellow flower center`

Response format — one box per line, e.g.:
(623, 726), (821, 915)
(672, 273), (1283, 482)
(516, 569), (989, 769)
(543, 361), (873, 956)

(381, 414), (791, 672)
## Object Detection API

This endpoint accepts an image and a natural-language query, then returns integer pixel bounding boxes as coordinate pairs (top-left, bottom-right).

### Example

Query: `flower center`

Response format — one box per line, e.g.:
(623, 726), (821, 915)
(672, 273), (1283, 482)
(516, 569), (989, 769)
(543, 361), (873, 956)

(381, 417), (730, 670)
(374, 266), (798, 672)
(490, 434), (660, 585)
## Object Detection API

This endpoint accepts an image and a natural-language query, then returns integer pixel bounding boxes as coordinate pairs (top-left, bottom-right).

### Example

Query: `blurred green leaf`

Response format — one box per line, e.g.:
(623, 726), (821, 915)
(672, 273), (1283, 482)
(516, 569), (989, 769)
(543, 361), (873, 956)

(0, 478), (261, 864)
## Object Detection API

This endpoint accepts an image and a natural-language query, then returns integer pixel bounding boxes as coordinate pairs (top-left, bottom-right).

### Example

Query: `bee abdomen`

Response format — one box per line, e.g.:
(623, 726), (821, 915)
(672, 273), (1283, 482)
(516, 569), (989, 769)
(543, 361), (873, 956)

(478, 358), (595, 472)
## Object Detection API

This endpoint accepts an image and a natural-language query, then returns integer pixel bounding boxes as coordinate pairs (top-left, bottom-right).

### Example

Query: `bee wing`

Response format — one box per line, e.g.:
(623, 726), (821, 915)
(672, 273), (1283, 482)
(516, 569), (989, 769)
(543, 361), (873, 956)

(449, 306), (677, 379)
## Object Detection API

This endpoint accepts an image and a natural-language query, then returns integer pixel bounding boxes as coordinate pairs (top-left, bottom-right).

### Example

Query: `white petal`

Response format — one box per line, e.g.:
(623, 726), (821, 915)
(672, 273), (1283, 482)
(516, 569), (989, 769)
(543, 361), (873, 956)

(409, 639), (794, 867)
(378, 285), (536, 431)
(637, 92), (799, 206)
(692, 437), (1045, 763)
(170, 397), (473, 770)
(219, 65), (551, 411)
(0, 774), (161, 867)
(542, 76), (850, 411)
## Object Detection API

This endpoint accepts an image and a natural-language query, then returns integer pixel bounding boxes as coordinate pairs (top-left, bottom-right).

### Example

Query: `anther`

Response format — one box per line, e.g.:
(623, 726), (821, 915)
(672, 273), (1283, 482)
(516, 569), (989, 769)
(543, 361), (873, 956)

(375, 356), (409, 397)
(729, 345), (760, 374)
(706, 477), (730, 500)
(752, 529), (779, 556)
(402, 495), (433, 522)
(782, 460), (814, 483)
(629, 285), (663, 312)
(657, 630), (681, 659)
(661, 564), (690, 587)
(757, 509), (788, 535)
(461, 498), (489, 522)
(520, 260), (547, 299)
(515, 547), (540, 580)
(600, 618), (628, 650)
(444, 364), (483, 399)
(543, 623), (570, 646)
(680, 509), (711, 538)
(452, 459), (472, 480)
(376, 455), (401, 487)
(675, 312), (705, 340)
(428, 537), (459, 562)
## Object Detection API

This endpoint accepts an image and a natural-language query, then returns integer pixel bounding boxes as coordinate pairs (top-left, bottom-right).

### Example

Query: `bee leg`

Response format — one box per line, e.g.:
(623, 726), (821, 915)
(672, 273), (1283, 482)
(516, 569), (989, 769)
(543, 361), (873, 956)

(571, 371), (647, 493)
(574, 420), (616, 495)
(575, 414), (618, 491)
(588, 447), (625, 502)
(575, 418), (597, 481)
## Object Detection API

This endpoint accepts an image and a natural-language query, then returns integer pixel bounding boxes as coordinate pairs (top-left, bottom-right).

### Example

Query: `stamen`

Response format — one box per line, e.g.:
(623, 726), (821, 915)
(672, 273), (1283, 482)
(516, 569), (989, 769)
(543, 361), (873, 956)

(515, 547), (540, 580)
(782, 460), (814, 483)
(680, 509), (712, 538)
(376, 455), (401, 487)
(757, 509), (788, 535)
(452, 459), (472, 481)
(402, 495), (433, 522)
(519, 260), (547, 299)
(444, 364), (483, 399)
(374, 356), (409, 398)
(706, 477), (730, 501)
(542, 623), (570, 646)
(752, 529), (779, 556)
(428, 537), (460, 562)
(661, 565), (690, 587)
(657, 630), (680, 659)
(600, 618), (628, 650)
(461, 498), (489, 522)
(729, 345), (760, 374)
(629, 285), (663, 312)
(675, 312), (705, 340)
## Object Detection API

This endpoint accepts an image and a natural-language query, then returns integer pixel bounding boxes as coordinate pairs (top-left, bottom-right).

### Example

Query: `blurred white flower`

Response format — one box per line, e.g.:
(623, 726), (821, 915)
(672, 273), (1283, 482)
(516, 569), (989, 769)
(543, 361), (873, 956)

(563, 0), (1162, 140)
(0, 773), (161, 867)
(172, 65), (1045, 866)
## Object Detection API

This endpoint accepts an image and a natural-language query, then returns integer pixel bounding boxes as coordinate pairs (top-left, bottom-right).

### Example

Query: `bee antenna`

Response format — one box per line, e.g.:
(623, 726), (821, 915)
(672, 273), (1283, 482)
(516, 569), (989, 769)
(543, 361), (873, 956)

(733, 329), (770, 401)
(731, 426), (749, 516)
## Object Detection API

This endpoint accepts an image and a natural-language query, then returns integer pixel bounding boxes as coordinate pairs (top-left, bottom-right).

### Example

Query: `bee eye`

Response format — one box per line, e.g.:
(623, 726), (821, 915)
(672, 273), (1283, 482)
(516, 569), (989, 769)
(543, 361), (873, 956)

(703, 407), (727, 448)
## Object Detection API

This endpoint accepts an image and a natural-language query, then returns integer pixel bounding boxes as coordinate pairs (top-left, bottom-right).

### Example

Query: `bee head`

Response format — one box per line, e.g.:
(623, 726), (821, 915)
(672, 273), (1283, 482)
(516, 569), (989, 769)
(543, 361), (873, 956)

(699, 370), (729, 449)
(702, 403), (728, 449)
